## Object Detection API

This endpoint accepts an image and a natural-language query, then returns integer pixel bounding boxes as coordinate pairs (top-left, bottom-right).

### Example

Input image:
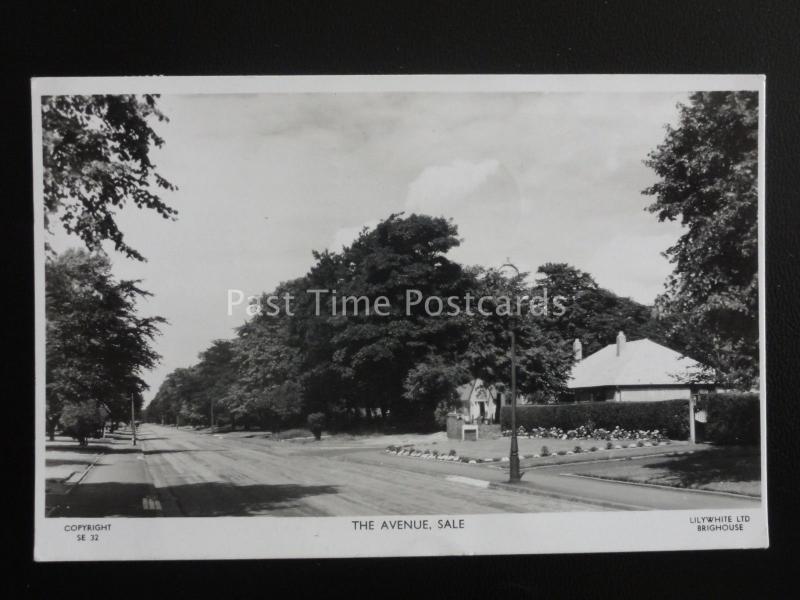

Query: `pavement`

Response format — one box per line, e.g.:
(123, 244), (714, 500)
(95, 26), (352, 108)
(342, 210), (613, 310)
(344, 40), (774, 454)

(44, 424), (761, 518)
(46, 428), (162, 517)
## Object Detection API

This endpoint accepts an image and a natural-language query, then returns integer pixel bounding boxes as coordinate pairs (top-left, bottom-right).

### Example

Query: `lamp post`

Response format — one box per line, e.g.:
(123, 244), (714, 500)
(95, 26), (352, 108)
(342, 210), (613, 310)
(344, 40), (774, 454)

(499, 262), (522, 482)
(131, 393), (137, 446)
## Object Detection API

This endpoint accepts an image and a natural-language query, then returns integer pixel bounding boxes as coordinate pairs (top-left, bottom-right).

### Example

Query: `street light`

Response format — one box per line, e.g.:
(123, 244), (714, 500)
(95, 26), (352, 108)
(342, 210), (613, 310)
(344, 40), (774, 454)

(499, 261), (522, 483)
(131, 393), (137, 446)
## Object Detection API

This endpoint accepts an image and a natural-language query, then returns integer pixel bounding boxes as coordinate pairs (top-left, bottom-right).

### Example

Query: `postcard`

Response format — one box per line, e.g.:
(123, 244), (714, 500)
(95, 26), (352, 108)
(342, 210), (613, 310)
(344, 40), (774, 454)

(33, 74), (767, 560)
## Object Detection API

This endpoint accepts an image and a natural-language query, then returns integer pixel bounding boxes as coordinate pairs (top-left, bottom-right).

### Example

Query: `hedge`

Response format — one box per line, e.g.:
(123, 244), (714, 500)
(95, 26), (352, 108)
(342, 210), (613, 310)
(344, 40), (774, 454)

(697, 392), (760, 445)
(500, 399), (691, 440)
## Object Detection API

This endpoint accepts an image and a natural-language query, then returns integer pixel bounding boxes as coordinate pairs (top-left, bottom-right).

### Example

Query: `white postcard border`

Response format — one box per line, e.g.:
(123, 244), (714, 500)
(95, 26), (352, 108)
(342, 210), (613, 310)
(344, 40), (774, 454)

(32, 74), (768, 561)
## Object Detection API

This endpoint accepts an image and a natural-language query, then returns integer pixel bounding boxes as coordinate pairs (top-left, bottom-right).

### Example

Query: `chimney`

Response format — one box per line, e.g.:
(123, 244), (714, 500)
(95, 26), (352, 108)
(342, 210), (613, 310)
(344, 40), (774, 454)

(616, 331), (626, 356)
(573, 338), (583, 361)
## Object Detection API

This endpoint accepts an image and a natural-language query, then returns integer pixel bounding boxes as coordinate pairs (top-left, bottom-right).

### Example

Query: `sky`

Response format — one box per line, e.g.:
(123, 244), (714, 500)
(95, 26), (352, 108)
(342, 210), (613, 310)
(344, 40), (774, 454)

(49, 91), (689, 402)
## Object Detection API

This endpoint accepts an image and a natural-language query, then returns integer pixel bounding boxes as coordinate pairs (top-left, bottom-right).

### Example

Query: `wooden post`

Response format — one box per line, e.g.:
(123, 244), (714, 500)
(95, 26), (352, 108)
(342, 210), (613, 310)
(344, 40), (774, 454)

(689, 395), (696, 444)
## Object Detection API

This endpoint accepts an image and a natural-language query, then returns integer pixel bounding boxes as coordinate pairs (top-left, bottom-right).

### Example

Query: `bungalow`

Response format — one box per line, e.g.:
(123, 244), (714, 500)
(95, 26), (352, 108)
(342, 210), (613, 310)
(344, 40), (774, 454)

(568, 331), (715, 402)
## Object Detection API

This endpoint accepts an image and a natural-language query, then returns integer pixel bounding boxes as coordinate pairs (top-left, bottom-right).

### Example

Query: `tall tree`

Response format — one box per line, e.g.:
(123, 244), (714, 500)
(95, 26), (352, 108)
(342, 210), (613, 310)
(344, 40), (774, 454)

(462, 267), (575, 412)
(42, 94), (177, 261)
(147, 367), (200, 426)
(227, 302), (304, 430)
(193, 340), (238, 427)
(534, 263), (668, 357)
(403, 357), (471, 427)
(46, 249), (164, 440)
(292, 213), (472, 424)
(643, 91), (759, 388)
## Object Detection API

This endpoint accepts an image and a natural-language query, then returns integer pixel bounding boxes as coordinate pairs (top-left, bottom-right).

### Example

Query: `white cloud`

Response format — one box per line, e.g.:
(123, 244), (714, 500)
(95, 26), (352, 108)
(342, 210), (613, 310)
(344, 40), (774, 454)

(48, 92), (690, 402)
(405, 159), (501, 213)
(585, 232), (680, 304)
(330, 219), (380, 250)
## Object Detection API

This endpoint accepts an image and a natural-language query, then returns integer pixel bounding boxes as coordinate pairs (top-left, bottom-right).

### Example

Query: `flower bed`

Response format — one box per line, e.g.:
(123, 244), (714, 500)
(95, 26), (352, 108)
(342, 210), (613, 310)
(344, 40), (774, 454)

(384, 437), (672, 465)
(500, 400), (690, 440)
(500, 424), (666, 442)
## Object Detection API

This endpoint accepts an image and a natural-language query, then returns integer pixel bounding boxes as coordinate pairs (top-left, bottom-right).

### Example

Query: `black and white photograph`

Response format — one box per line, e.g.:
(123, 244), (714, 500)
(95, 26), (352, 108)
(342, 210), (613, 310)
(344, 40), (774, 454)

(33, 75), (767, 560)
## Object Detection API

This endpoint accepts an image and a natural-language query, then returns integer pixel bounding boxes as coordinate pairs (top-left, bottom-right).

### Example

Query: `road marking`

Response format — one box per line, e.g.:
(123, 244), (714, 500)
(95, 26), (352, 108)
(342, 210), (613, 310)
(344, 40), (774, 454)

(445, 475), (491, 488)
(142, 496), (162, 511)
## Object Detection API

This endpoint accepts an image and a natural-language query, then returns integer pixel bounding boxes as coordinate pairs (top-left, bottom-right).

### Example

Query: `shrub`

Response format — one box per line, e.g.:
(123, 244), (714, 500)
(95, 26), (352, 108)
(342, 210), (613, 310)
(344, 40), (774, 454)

(60, 400), (103, 446)
(590, 446), (599, 452)
(540, 445), (551, 457)
(573, 445), (583, 453)
(556, 450), (567, 456)
(433, 400), (457, 429)
(606, 441), (614, 450)
(697, 392), (759, 445)
(500, 399), (691, 440)
(306, 412), (326, 440)
(273, 428), (312, 440)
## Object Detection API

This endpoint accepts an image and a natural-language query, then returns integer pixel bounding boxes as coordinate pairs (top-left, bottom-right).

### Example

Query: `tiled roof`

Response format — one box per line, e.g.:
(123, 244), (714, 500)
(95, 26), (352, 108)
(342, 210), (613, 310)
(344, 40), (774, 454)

(568, 338), (705, 389)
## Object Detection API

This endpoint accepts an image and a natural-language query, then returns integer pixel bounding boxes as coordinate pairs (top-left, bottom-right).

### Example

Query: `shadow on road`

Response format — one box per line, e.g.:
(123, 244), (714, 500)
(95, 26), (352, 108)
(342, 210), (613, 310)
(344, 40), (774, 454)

(143, 449), (224, 456)
(642, 446), (760, 487)
(45, 458), (107, 468)
(47, 481), (341, 517)
(45, 444), (139, 455)
(48, 482), (154, 517)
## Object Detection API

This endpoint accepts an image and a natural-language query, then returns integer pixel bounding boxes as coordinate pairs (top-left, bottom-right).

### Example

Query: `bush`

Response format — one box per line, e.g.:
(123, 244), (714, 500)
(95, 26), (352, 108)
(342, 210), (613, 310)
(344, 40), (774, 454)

(697, 392), (759, 445)
(606, 441), (614, 450)
(60, 400), (103, 446)
(540, 445), (550, 457)
(500, 399), (691, 440)
(433, 401), (454, 428)
(272, 428), (313, 440)
(306, 412), (326, 440)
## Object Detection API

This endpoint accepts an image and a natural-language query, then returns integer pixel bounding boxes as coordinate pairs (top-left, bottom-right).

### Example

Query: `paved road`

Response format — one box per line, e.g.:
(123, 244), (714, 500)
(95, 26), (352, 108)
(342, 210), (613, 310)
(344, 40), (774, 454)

(138, 425), (601, 516)
(338, 446), (761, 511)
(50, 425), (760, 518)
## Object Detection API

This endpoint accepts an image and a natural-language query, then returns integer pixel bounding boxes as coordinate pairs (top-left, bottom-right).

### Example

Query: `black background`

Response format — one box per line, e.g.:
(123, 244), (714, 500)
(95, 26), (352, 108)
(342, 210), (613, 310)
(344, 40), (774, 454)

(5, 1), (799, 597)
